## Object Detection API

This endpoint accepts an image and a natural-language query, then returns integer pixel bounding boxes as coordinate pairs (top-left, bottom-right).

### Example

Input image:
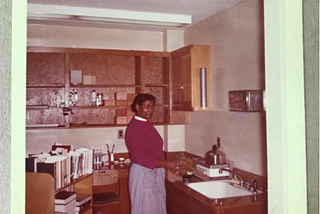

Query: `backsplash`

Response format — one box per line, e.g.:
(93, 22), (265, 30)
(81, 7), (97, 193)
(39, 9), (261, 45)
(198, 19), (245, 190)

(26, 124), (185, 156)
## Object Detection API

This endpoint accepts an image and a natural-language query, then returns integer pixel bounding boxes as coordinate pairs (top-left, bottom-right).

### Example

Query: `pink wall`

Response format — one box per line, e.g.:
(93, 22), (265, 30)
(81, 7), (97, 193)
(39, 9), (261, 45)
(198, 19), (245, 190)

(184, 0), (266, 175)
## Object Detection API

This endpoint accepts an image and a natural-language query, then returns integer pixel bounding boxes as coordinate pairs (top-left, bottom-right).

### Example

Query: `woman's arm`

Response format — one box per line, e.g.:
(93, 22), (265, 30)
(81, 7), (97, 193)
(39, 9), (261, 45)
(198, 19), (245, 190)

(156, 159), (179, 171)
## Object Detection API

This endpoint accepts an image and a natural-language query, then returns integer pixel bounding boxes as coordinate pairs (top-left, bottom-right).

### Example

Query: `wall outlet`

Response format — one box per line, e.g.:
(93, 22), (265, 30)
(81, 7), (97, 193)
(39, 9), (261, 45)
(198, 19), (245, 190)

(118, 129), (124, 139)
(217, 137), (221, 148)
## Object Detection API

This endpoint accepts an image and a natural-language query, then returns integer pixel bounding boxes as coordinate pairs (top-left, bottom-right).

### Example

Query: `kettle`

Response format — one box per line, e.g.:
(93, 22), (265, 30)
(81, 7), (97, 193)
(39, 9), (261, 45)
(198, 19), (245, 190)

(205, 144), (226, 165)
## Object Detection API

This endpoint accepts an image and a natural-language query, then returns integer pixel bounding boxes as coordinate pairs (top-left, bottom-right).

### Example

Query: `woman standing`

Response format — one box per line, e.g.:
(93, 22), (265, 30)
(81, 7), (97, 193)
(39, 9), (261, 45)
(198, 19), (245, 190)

(125, 93), (177, 214)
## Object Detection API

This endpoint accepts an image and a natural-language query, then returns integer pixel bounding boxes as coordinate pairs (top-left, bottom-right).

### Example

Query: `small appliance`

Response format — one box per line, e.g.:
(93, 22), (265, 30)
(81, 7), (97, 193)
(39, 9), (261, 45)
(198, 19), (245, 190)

(194, 145), (233, 180)
(194, 158), (233, 180)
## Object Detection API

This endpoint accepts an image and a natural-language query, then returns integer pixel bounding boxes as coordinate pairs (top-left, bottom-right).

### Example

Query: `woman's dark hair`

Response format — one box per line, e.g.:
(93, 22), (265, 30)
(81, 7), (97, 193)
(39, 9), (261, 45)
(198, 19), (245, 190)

(130, 93), (156, 113)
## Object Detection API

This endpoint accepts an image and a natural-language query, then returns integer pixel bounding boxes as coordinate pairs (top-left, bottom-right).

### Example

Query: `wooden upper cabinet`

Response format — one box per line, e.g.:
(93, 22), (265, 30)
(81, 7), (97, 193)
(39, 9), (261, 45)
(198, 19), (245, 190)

(68, 53), (137, 86)
(171, 45), (211, 111)
(27, 53), (65, 86)
(26, 47), (170, 128)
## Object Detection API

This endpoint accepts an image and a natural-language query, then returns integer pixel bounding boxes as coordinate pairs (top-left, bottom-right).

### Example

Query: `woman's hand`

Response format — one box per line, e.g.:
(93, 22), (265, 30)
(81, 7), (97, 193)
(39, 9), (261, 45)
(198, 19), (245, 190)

(157, 159), (180, 172)
(165, 160), (180, 172)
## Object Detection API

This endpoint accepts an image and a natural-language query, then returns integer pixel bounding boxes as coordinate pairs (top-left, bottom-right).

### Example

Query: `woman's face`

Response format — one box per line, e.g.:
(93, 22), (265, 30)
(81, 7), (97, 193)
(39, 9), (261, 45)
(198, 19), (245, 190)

(136, 99), (155, 121)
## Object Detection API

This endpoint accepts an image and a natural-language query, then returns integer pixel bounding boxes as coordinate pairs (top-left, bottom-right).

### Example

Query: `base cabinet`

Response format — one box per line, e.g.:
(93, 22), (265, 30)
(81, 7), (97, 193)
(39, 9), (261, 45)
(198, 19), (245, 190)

(166, 181), (213, 214)
(166, 180), (267, 214)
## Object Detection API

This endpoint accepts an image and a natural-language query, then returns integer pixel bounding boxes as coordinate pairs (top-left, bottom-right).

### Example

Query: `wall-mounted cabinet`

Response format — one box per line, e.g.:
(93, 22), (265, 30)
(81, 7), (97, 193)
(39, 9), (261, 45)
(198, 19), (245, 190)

(26, 47), (170, 128)
(171, 45), (211, 111)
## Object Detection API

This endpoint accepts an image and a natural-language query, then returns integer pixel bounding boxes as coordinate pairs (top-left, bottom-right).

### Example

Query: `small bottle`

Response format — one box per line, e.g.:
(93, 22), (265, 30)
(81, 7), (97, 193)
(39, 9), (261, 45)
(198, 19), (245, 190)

(96, 93), (100, 106)
(98, 93), (103, 106)
(91, 90), (97, 106)
(56, 95), (61, 107)
(109, 152), (114, 164)
(93, 149), (97, 165)
(99, 149), (102, 164)
(74, 90), (78, 104)
(100, 93), (104, 106)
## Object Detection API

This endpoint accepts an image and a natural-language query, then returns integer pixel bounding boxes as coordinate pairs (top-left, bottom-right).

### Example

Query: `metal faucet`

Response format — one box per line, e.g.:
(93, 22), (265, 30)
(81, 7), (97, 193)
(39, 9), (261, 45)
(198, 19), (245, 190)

(218, 168), (244, 187)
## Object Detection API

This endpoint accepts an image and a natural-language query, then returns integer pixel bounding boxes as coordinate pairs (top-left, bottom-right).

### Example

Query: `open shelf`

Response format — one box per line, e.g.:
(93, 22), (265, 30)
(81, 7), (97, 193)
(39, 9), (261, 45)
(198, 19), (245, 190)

(27, 84), (65, 88)
(70, 84), (141, 88)
(26, 47), (171, 128)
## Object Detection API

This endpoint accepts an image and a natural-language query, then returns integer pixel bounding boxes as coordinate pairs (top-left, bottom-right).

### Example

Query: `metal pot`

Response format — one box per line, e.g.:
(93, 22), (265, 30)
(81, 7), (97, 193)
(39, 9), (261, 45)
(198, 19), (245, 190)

(205, 145), (226, 165)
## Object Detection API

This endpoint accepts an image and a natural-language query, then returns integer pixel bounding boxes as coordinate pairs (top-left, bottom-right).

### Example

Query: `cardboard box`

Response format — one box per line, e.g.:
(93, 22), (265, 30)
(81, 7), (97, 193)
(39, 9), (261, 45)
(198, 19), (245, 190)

(116, 100), (127, 106)
(115, 92), (127, 100)
(127, 99), (134, 106)
(104, 100), (116, 106)
(127, 93), (137, 100)
(115, 116), (127, 125)
(83, 75), (96, 84)
(116, 108), (127, 116)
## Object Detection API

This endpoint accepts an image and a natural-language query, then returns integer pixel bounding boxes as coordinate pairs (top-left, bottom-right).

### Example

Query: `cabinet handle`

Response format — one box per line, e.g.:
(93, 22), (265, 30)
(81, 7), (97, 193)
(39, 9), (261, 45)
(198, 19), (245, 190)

(180, 86), (184, 90)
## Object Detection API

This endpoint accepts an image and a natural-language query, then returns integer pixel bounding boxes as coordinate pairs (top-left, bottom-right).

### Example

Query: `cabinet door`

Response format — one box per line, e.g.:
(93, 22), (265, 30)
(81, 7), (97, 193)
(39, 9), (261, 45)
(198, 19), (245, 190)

(26, 53), (66, 127)
(27, 53), (65, 86)
(171, 45), (211, 111)
(172, 54), (192, 111)
(180, 53), (192, 109)
(166, 181), (212, 214)
(172, 57), (182, 108)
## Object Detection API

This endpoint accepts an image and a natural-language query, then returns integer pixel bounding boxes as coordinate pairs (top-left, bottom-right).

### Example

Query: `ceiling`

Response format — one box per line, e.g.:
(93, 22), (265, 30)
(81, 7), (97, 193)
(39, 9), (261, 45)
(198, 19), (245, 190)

(27, 0), (246, 31)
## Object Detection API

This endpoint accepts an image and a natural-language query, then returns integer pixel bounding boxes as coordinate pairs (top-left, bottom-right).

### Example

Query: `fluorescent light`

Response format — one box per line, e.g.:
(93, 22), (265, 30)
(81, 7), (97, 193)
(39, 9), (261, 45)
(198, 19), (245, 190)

(77, 16), (187, 28)
(27, 4), (192, 28)
(27, 13), (73, 20)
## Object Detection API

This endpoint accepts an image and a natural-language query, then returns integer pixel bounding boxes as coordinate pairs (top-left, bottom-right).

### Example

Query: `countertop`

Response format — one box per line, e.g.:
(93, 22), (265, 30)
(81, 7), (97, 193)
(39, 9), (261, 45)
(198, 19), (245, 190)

(165, 169), (267, 213)
(96, 162), (267, 213)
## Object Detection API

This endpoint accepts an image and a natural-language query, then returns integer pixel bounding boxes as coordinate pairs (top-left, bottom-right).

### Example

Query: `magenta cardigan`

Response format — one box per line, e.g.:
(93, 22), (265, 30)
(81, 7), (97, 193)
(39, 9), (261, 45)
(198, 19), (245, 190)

(125, 118), (164, 169)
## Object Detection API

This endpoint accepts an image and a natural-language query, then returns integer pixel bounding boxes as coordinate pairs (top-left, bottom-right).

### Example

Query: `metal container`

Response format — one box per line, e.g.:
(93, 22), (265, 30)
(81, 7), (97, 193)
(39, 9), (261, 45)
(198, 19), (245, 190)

(228, 90), (263, 112)
(205, 145), (226, 165)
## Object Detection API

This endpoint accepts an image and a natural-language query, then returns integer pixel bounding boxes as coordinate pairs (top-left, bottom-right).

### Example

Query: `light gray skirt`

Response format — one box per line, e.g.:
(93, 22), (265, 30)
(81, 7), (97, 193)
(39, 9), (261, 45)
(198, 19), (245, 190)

(129, 163), (167, 214)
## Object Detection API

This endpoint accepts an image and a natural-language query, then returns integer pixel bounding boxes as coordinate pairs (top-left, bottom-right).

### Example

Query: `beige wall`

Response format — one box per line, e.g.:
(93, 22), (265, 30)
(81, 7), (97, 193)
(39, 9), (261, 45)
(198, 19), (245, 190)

(26, 125), (185, 155)
(163, 29), (184, 52)
(184, 0), (266, 175)
(28, 25), (164, 51)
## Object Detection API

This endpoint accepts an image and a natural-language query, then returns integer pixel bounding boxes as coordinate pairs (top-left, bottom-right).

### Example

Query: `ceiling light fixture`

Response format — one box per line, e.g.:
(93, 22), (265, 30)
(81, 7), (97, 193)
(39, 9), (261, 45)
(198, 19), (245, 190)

(27, 4), (192, 28)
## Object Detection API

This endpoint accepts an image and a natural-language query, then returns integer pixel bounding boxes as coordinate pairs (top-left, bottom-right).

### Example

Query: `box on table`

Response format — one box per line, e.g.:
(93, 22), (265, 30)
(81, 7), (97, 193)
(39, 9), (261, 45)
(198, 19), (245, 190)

(116, 100), (127, 106)
(116, 108), (127, 116)
(83, 75), (96, 84)
(127, 93), (137, 100)
(126, 93), (137, 105)
(104, 100), (116, 106)
(115, 92), (127, 100)
(115, 116), (127, 125)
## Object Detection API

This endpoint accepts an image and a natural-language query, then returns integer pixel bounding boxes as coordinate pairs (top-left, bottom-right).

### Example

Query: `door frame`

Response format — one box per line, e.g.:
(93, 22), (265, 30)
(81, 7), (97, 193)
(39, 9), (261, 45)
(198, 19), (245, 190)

(11, 0), (307, 213)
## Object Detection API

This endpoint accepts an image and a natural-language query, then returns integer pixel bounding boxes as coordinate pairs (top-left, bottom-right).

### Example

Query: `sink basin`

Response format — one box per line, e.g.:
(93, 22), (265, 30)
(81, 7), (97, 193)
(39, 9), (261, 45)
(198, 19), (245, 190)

(186, 180), (263, 199)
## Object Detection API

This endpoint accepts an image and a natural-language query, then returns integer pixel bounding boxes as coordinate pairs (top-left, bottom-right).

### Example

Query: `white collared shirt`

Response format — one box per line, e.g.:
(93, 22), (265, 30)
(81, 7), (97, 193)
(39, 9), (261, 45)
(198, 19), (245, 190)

(134, 115), (147, 122)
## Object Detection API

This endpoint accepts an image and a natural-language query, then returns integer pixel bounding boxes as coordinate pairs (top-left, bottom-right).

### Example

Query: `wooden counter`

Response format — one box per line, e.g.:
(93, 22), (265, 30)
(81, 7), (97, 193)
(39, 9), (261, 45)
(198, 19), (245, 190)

(165, 170), (267, 214)
(92, 161), (267, 214)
